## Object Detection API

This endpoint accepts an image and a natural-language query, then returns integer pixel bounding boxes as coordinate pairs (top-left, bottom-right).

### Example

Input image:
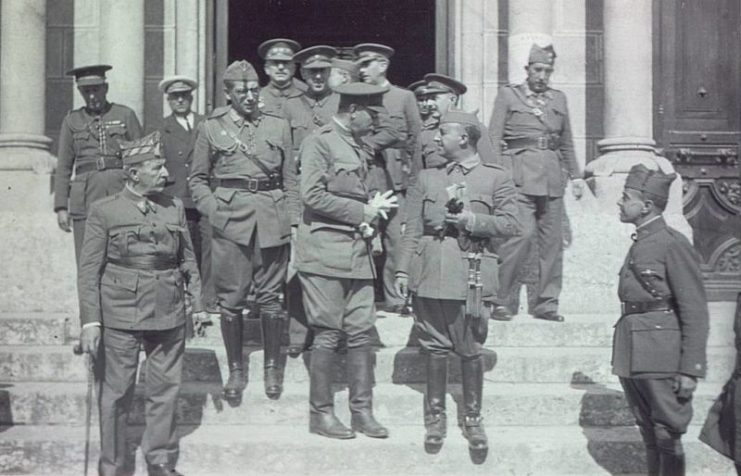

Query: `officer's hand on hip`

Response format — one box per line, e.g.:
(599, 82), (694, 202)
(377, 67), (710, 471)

(57, 209), (72, 232)
(673, 374), (698, 400)
(394, 274), (409, 299)
(444, 210), (474, 230)
(571, 178), (586, 200)
(80, 326), (101, 356)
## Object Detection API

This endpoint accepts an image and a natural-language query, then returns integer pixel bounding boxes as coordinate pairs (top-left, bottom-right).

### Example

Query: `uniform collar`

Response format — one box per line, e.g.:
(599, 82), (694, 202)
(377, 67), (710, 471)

(634, 215), (666, 241)
(520, 82), (552, 99)
(304, 89), (333, 105)
(265, 82), (298, 97)
(228, 107), (261, 126)
(446, 153), (481, 174)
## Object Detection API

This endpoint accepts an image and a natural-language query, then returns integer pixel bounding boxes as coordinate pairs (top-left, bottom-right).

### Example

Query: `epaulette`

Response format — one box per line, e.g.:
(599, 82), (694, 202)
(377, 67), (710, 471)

(317, 124), (334, 134)
(208, 106), (230, 119)
(482, 161), (506, 171)
(96, 193), (120, 207)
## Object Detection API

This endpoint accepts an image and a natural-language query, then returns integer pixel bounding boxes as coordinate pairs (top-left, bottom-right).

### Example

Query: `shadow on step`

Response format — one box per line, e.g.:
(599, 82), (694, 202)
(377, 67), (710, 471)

(0, 384), (11, 432)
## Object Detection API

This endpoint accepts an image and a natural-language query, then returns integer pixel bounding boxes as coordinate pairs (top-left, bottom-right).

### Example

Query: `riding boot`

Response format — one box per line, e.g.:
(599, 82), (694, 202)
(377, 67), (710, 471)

(309, 347), (354, 439)
(461, 355), (488, 452)
(658, 437), (685, 476)
(424, 353), (448, 454)
(220, 311), (246, 402)
(639, 427), (660, 476)
(261, 311), (286, 400)
(347, 345), (389, 438)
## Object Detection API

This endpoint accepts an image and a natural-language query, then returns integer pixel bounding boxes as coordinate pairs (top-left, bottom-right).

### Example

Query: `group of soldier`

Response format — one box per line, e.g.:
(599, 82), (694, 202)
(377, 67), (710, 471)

(54, 37), (716, 476)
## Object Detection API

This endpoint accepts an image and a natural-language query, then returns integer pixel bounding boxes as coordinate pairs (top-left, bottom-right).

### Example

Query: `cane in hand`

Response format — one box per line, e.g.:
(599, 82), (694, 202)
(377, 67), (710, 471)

(73, 342), (94, 476)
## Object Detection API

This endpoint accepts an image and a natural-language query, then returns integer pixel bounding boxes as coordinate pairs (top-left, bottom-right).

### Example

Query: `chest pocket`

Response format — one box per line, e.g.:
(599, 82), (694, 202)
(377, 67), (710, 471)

(109, 225), (141, 256)
(630, 260), (669, 299)
(422, 193), (446, 228)
(106, 123), (128, 139)
(327, 168), (365, 200)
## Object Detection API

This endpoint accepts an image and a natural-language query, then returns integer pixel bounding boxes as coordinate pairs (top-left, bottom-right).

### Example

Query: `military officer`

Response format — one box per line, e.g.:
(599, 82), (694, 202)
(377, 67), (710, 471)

(258, 38), (305, 117)
(296, 82), (398, 440)
(408, 79), (434, 125)
(189, 60), (299, 402)
(395, 111), (520, 458)
(354, 43), (422, 313)
(159, 76), (215, 313)
(614, 164), (709, 476)
(77, 131), (205, 476)
(54, 64), (142, 262)
(487, 44), (584, 322)
(328, 58), (360, 91)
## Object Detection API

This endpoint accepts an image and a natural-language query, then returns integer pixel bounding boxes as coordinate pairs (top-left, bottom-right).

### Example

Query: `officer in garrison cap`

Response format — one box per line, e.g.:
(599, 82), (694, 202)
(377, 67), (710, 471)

(258, 38), (306, 117)
(328, 58), (360, 91)
(296, 82), (398, 440)
(77, 131), (206, 476)
(488, 44), (584, 323)
(354, 42), (422, 314)
(189, 60), (298, 403)
(54, 64), (142, 263)
(614, 164), (708, 476)
(395, 110), (520, 460)
(158, 76), (216, 314)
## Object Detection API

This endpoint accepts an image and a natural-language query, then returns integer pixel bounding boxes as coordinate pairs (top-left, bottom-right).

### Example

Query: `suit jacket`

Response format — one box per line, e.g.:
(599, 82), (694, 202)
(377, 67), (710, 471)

(77, 186), (203, 330)
(611, 217), (709, 378)
(189, 107), (298, 249)
(161, 113), (204, 209)
(397, 156), (521, 300)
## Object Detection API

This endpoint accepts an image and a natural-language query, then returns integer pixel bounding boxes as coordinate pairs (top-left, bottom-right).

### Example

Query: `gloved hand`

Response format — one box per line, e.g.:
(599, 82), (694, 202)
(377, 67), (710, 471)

(444, 209), (475, 230)
(365, 190), (399, 221)
(572, 178), (586, 200)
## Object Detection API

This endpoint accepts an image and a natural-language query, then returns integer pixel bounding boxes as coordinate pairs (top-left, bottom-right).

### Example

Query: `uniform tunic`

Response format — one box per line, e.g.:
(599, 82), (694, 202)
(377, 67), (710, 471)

(283, 91), (339, 162)
(259, 81), (304, 118)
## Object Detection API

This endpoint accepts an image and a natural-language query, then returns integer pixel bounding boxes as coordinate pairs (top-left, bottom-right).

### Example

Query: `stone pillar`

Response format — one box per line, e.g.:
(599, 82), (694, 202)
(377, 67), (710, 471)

(507, 0), (552, 84)
(99, 0), (145, 121)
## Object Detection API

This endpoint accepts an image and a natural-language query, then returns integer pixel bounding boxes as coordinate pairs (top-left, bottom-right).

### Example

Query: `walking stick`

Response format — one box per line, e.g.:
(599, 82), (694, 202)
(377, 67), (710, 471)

(73, 343), (94, 476)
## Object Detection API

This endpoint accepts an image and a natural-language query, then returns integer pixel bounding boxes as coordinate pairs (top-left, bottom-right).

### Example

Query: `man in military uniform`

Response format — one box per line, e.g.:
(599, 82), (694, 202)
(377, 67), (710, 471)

(77, 132), (205, 476)
(328, 58), (360, 91)
(258, 38), (305, 117)
(296, 82), (398, 440)
(159, 76), (215, 313)
(487, 44), (584, 322)
(408, 79), (434, 126)
(54, 64), (142, 262)
(614, 164), (709, 476)
(354, 43), (422, 313)
(190, 61), (298, 402)
(395, 111), (520, 459)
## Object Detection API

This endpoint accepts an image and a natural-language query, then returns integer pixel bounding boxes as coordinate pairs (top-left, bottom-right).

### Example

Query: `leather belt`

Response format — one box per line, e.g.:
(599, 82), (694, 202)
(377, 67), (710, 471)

(505, 136), (559, 151)
(423, 227), (460, 239)
(212, 176), (282, 192)
(108, 255), (178, 271)
(75, 157), (123, 175)
(621, 299), (675, 315)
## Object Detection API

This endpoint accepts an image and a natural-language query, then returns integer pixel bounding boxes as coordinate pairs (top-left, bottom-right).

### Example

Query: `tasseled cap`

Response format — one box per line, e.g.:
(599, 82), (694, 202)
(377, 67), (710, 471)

(528, 44), (557, 65)
(624, 164), (676, 201)
(223, 60), (259, 83)
(439, 109), (480, 127)
(121, 131), (163, 166)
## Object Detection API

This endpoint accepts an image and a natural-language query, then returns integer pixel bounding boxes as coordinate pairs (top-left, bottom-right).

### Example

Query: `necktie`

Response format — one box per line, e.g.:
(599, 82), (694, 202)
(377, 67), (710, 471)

(185, 118), (191, 132)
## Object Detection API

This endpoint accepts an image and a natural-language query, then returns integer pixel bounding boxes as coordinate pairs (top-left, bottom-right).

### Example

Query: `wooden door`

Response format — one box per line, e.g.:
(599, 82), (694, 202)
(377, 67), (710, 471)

(654, 0), (741, 300)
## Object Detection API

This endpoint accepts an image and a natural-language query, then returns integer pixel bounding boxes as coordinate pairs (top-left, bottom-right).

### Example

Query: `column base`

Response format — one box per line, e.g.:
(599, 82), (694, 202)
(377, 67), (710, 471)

(0, 133), (55, 173)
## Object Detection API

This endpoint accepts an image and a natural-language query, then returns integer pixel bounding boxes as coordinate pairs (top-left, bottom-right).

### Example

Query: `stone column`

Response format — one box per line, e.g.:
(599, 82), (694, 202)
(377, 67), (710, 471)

(175, 0), (204, 113)
(99, 0), (145, 121)
(507, 0), (553, 84)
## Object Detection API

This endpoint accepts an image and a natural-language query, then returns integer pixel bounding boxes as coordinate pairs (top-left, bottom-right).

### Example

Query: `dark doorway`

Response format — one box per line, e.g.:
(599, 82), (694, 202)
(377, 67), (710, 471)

(227, 0), (437, 88)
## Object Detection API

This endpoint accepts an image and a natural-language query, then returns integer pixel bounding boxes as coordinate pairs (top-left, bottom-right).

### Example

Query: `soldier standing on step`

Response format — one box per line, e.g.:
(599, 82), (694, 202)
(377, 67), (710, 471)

(77, 131), (206, 476)
(296, 82), (398, 440)
(189, 61), (299, 403)
(258, 38), (306, 117)
(395, 111), (520, 459)
(54, 64), (142, 263)
(614, 164), (709, 476)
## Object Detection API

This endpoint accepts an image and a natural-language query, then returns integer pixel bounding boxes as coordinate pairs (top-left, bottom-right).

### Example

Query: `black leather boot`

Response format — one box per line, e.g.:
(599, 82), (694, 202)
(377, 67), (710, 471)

(461, 355), (488, 463)
(424, 353), (448, 454)
(220, 311), (246, 403)
(639, 428), (660, 476)
(658, 437), (685, 476)
(347, 346), (389, 438)
(309, 348), (354, 439)
(261, 311), (286, 400)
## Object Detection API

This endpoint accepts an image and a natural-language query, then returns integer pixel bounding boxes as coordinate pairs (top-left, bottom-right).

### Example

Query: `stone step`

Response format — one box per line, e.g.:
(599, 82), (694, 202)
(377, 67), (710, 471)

(1, 345), (735, 384)
(0, 424), (734, 475)
(0, 313), (69, 345)
(0, 380), (728, 429)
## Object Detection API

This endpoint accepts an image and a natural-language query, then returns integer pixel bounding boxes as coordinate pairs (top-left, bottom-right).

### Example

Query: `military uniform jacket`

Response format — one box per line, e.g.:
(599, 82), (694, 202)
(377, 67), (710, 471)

(364, 83), (422, 192)
(77, 187), (203, 330)
(54, 103), (142, 217)
(189, 107), (298, 249)
(295, 120), (375, 280)
(161, 113), (204, 209)
(397, 156), (521, 300)
(612, 217), (709, 378)
(259, 82), (304, 118)
(283, 91), (339, 160)
(487, 83), (578, 198)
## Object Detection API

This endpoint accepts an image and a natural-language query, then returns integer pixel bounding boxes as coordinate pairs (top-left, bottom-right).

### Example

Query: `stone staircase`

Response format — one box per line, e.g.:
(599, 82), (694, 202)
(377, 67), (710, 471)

(0, 304), (737, 475)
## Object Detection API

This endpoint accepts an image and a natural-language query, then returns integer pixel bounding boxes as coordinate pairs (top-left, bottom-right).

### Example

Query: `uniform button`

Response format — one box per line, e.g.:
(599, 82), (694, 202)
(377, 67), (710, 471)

(185, 164), (189, 168)
(178, 152), (183, 156)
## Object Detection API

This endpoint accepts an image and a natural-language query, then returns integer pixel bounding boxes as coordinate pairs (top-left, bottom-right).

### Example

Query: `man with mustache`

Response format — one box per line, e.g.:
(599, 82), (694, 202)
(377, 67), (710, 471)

(258, 38), (306, 117)
(54, 64), (142, 263)
(189, 60), (299, 403)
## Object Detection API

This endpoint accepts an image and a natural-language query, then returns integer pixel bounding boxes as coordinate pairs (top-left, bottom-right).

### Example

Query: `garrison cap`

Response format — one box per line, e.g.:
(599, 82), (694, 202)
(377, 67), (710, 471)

(67, 64), (112, 86)
(223, 60), (259, 83)
(294, 45), (337, 69)
(336, 82), (388, 113)
(423, 73), (467, 96)
(121, 131), (163, 166)
(258, 38), (301, 61)
(353, 43), (395, 64)
(439, 110), (480, 128)
(159, 75), (198, 94)
(624, 164), (676, 202)
(331, 58), (360, 78)
(407, 80), (430, 97)
(528, 43), (557, 65)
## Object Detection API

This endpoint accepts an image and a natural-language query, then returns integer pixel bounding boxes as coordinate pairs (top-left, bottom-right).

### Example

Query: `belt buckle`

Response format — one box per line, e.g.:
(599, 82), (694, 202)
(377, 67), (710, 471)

(96, 157), (106, 170)
(247, 179), (259, 193)
(537, 137), (548, 149)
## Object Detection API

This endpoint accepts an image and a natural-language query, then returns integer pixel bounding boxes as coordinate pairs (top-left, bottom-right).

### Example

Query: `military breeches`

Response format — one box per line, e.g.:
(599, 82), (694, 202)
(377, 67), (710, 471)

(620, 377), (694, 443)
(73, 218), (87, 265)
(98, 325), (185, 474)
(497, 193), (563, 314)
(381, 192), (406, 307)
(211, 229), (287, 314)
(413, 297), (489, 358)
(298, 272), (376, 350)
